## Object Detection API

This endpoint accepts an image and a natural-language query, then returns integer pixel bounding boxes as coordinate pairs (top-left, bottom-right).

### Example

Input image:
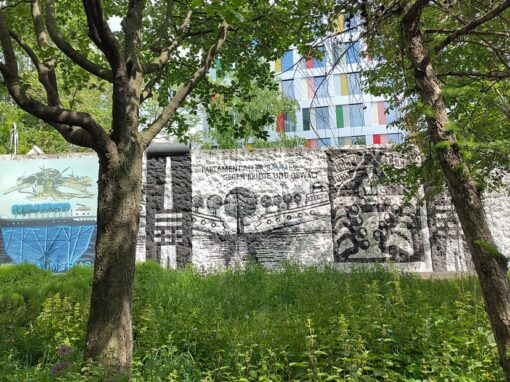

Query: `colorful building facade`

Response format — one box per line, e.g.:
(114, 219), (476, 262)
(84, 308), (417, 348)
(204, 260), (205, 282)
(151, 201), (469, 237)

(271, 15), (404, 147)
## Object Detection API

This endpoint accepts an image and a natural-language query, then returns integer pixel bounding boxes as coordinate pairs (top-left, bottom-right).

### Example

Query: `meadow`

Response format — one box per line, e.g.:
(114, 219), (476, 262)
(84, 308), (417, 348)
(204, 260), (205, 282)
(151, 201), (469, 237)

(0, 262), (501, 381)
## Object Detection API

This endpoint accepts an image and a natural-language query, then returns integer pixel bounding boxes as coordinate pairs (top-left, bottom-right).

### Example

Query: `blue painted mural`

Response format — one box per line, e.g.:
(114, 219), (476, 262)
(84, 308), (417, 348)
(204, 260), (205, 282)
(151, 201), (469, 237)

(0, 158), (98, 271)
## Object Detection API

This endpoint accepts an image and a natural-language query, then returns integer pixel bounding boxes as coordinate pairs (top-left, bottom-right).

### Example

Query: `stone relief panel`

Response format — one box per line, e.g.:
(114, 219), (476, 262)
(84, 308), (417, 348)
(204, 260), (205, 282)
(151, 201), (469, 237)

(484, 177), (510, 258)
(145, 153), (192, 268)
(425, 191), (471, 272)
(191, 149), (334, 271)
(327, 148), (432, 272)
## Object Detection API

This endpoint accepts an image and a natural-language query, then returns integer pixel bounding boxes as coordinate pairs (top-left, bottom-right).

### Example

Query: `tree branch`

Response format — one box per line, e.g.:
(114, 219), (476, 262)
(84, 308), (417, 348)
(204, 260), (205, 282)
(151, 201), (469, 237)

(82, 0), (123, 72)
(151, 0), (174, 52)
(437, 70), (510, 79)
(141, 21), (228, 146)
(46, 0), (113, 82)
(30, 0), (47, 48)
(0, 9), (111, 152)
(140, 73), (162, 103)
(424, 28), (510, 37)
(9, 29), (60, 106)
(434, 0), (510, 52)
(142, 9), (192, 74)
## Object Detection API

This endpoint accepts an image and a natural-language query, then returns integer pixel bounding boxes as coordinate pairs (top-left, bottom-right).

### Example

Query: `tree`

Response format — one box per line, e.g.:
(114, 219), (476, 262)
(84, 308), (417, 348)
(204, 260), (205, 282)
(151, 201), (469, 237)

(358, 0), (510, 378)
(206, 194), (222, 216)
(224, 187), (258, 234)
(0, 0), (336, 374)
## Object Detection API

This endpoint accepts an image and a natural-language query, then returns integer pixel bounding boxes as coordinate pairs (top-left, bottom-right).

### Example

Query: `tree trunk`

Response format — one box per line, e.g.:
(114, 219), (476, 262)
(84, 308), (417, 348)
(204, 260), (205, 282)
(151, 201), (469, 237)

(84, 141), (143, 374)
(403, 5), (510, 380)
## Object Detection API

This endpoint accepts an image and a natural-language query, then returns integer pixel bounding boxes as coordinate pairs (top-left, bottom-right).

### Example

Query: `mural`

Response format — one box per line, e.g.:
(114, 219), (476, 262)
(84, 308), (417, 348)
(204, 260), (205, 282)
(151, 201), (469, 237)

(0, 158), (98, 271)
(327, 148), (432, 271)
(191, 150), (334, 270)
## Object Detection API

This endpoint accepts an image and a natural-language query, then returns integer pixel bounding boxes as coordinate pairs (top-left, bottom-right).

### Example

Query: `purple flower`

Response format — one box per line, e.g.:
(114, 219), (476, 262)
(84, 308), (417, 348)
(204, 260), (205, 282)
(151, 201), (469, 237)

(51, 361), (71, 374)
(56, 344), (73, 357)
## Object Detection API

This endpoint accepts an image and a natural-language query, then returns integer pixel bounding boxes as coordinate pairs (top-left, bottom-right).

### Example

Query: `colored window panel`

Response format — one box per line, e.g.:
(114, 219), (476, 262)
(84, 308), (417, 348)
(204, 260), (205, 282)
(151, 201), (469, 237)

(281, 50), (293, 72)
(338, 136), (352, 146)
(388, 133), (403, 144)
(302, 108), (310, 131)
(336, 105), (344, 128)
(337, 15), (344, 32)
(306, 77), (314, 98)
(349, 104), (364, 127)
(377, 101), (386, 125)
(346, 42), (360, 64)
(282, 80), (295, 99)
(317, 138), (331, 148)
(374, 134), (389, 144)
(347, 73), (361, 95)
(314, 76), (328, 98)
(340, 74), (349, 95)
(306, 139), (318, 148)
(352, 135), (366, 145)
(275, 58), (282, 72)
(276, 112), (284, 133)
(284, 112), (297, 132)
(316, 107), (329, 130)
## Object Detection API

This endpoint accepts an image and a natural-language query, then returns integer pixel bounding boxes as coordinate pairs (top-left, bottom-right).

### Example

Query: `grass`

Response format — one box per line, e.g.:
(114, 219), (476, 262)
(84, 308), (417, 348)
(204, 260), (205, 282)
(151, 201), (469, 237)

(0, 261), (502, 381)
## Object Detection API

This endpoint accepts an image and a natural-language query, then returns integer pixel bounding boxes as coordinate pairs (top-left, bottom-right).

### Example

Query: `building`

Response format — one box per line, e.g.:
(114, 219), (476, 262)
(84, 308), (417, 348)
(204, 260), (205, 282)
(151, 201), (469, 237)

(270, 15), (404, 148)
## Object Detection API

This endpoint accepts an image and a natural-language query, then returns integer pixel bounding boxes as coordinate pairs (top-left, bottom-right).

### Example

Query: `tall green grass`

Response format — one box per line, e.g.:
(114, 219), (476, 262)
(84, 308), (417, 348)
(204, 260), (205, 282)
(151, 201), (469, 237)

(0, 262), (501, 381)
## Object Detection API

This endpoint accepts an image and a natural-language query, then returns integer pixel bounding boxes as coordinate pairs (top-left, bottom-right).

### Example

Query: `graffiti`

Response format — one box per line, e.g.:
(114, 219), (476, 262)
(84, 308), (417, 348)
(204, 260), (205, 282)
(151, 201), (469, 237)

(4, 167), (93, 200)
(0, 158), (98, 271)
(327, 149), (425, 263)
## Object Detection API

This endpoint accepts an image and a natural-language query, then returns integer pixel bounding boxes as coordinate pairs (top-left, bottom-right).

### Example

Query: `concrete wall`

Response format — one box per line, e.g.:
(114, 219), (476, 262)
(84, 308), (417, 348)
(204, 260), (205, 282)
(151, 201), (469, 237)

(2, 147), (509, 272)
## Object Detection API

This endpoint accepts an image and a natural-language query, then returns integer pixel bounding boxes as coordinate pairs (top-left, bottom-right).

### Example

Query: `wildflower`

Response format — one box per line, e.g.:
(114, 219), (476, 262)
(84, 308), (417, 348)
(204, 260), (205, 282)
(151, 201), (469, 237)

(57, 344), (73, 357)
(51, 361), (71, 374)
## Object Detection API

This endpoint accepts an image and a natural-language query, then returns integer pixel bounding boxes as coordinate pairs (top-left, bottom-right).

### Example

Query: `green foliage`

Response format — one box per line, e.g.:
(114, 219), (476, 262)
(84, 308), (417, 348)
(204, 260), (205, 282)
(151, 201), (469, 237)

(0, 262), (503, 381)
(361, 0), (510, 195)
(194, 81), (299, 149)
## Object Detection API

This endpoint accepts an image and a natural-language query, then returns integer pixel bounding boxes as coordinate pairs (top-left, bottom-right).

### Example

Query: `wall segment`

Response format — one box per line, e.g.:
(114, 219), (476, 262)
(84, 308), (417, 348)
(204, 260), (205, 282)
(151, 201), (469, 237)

(1, 147), (508, 273)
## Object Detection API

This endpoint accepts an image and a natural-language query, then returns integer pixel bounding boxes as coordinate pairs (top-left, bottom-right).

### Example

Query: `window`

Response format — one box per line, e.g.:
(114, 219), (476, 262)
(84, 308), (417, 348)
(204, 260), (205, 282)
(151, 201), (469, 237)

(332, 42), (345, 65)
(303, 108), (310, 131)
(283, 112), (296, 132)
(316, 107), (330, 130)
(282, 80), (295, 99)
(385, 102), (398, 124)
(347, 73), (361, 95)
(346, 42), (360, 64)
(352, 135), (366, 145)
(349, 103), (364, 127)
(302, 46), (326, 69)
(312, 46), (327, 68)
(304, 76), (328, 99)
(282, 50), (293, 72)
(313, 76), (328, 98)
(338, 136), (351, 146)
(344, 15), (359, 31)
(317, 138), (331, 148)
(388, 133), (403, 143)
